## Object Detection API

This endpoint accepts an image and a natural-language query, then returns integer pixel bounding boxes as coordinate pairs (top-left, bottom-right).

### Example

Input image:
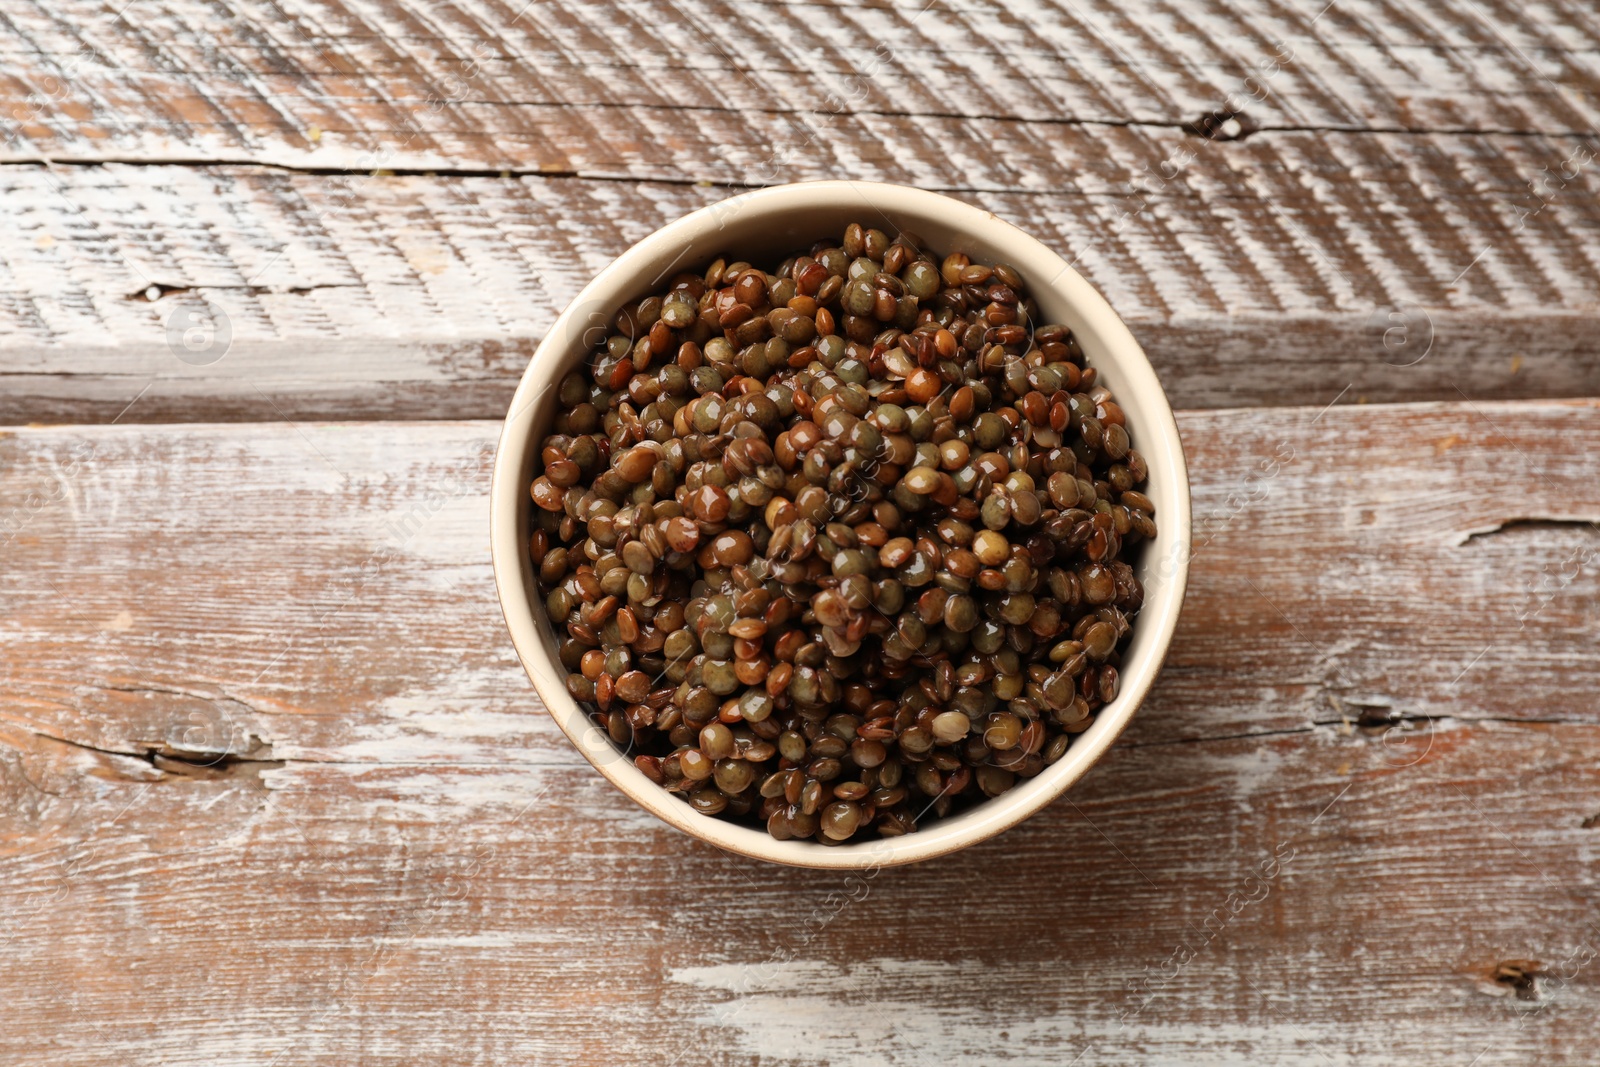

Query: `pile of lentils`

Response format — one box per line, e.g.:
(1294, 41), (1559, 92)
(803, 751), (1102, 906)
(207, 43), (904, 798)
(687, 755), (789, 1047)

(530, 223), (1156, 844)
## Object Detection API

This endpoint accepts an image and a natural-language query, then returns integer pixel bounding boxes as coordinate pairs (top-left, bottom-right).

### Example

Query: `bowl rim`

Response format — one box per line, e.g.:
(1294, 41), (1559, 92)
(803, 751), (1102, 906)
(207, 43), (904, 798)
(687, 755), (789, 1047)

(491, 179), (1191, 869)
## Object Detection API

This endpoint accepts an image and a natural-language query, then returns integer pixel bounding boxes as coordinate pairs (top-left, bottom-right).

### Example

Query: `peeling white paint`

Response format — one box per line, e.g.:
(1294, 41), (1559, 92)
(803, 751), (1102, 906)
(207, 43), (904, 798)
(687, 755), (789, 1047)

(671, 960), (1400, 1066)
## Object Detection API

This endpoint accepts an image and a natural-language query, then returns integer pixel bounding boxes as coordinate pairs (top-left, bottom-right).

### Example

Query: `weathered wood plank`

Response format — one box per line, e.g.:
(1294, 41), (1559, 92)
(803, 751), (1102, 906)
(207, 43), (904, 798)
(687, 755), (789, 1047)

(3, 402), (1599, 1062)
(2, 718), (1596, 1064)
(4, 0), (1599, 418)
(2, 400), (1596, 764)
(2, 0), (1598, 175)
(0, 151), (1596, 422)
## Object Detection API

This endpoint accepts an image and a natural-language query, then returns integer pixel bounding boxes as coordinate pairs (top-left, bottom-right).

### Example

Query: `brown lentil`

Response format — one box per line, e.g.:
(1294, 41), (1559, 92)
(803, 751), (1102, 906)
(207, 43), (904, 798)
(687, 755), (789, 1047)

(532, 224), (1155, 843)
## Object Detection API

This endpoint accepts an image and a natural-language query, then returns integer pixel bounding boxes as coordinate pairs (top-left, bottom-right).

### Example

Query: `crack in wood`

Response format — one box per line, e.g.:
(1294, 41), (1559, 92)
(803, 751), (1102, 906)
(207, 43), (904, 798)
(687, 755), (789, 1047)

(1460, 517), (1600, 545)
(126, 282), (364, 301)
(29, 729), (285, 781)
(5, 113), (1596, 181)
(1067, 713), (1592, 750)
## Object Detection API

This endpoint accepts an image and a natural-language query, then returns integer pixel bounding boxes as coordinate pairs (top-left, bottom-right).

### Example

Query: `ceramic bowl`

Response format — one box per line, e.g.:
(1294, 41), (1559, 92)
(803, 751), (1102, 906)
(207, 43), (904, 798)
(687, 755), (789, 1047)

(491, 180), (1191, 869)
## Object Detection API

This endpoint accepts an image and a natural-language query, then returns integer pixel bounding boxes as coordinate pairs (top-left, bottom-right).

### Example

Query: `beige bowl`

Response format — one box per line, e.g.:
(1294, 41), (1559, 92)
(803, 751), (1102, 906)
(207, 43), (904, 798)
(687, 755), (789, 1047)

(491, 181), (1191, 869)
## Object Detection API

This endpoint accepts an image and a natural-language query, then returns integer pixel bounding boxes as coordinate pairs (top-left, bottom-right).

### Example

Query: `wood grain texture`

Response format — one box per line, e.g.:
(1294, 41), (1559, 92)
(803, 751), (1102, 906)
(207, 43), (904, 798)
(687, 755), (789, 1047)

(3, 723), (1596, 1065)
(1, 147), (1596, 423)
(2, 401), (1598, 1063)
(2, 0), (1598, 171)
(3, 0), (1599, 1059)
(3, 0), (1599, 420)
(5, 401), (1598, 758)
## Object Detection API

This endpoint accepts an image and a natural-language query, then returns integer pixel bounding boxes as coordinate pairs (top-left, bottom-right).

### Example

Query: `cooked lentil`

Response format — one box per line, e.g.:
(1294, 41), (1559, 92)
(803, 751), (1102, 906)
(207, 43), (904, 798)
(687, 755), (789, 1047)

(530, 224), (1155, 843)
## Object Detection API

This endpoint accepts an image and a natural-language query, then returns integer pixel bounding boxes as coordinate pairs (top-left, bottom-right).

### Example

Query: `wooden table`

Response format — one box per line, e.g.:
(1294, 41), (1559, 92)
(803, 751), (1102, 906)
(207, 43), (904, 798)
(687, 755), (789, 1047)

(3, 1), (1597, 1063)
